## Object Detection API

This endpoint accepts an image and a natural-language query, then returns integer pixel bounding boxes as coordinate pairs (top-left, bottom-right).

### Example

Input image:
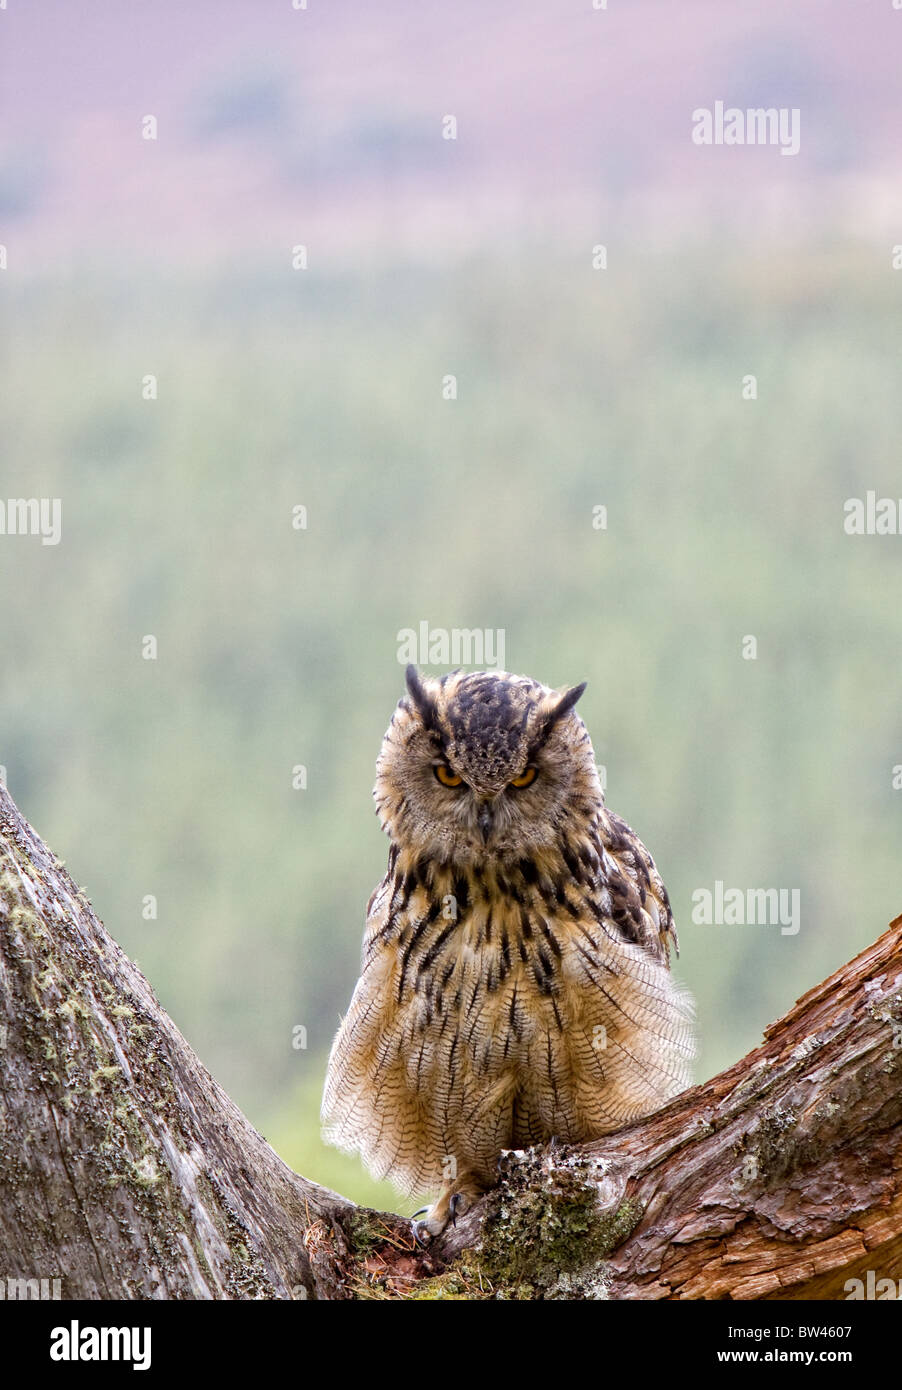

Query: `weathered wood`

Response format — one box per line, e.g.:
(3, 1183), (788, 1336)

(437, 914), (902, 1299)
(1, 780), (900, 1299)
(0, 783), (352, 1300)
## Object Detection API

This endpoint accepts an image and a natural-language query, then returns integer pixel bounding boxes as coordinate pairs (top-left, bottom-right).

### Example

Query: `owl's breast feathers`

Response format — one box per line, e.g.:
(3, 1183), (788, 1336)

(321, 810), (695, 1197)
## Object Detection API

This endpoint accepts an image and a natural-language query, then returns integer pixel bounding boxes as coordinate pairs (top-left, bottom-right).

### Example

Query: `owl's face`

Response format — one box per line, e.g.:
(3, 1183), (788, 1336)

(374, 667), (601, 867)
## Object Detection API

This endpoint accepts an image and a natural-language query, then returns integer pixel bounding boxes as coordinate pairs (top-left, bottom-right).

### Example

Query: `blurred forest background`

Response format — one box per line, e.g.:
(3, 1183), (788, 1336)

(2, 0), (901, 1213)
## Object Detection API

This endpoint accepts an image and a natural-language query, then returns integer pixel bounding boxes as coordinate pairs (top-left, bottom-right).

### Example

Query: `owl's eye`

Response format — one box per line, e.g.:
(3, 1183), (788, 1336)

(434, 764), (464, 788)
(509, 766), (537, 789)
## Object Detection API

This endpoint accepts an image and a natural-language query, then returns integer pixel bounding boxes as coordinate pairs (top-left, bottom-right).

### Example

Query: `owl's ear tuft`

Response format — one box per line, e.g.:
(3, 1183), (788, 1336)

(405, 665), (438, 730)
(527, 681), (587, 756)
(546, 681), (587, 728)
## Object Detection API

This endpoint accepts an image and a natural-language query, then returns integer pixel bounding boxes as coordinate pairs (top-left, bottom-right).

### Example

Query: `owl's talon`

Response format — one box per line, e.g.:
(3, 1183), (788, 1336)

(448, 1191), (464, 1226)
(411, 1218), (432, 1246)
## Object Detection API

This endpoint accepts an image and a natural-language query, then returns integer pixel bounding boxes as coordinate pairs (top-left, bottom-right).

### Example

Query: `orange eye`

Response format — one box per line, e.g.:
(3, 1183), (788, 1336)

(510, 766), (537, 789)
(435, 764), (464, 788)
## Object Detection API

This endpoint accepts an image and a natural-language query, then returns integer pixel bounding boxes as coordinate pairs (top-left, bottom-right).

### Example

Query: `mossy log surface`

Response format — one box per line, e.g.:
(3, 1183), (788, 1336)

(1, 781), (900, 1299)
(0, 783), (351, 1299)
(437, 912), (902, 1299)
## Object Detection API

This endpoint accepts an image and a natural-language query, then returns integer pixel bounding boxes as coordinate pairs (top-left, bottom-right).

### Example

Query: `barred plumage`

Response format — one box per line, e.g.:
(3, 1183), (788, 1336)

(321, 667), (695, 1235)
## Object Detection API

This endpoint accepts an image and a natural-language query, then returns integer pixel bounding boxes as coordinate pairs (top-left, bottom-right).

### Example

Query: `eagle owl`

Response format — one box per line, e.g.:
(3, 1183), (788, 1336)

(321, 667), (694, 1237)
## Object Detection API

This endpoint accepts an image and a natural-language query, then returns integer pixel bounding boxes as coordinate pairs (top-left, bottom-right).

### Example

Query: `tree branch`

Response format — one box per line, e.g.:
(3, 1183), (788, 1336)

(436, 913), (902, 1299)
(1, 782), (899, 1299)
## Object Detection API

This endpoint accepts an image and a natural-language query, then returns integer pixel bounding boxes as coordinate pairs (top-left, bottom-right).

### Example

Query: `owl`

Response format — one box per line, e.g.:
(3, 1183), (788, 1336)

(321, 667), (695, 1238)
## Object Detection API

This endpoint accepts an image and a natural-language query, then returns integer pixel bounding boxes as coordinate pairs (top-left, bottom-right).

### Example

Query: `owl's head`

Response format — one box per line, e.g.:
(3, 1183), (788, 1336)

(374, 666), (601, 866)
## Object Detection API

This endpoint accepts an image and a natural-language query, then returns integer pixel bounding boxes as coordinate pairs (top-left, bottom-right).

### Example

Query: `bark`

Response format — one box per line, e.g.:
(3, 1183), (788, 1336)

(1, 781), (900, 1300)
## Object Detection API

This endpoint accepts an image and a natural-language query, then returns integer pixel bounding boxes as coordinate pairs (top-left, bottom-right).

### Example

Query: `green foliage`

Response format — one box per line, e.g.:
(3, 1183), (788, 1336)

(3, 246), (899, 1205)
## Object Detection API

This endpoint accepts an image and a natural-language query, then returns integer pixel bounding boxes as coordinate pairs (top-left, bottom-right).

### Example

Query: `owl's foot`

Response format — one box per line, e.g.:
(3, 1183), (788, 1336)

(410, 1174), (482, 1244)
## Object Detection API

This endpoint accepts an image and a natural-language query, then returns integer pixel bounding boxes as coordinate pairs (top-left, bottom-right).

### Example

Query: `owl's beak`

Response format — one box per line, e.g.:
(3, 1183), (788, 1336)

(477, 803), (494, 844)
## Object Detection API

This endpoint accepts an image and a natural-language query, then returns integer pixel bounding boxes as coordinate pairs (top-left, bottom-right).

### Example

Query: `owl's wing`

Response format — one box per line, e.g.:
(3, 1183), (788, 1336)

(322, 865), (447, 1195)
(602, 810), (679, 967)
(361, 873), (390, 962)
